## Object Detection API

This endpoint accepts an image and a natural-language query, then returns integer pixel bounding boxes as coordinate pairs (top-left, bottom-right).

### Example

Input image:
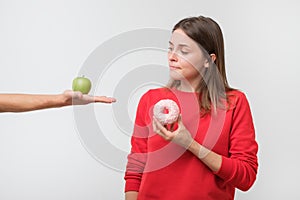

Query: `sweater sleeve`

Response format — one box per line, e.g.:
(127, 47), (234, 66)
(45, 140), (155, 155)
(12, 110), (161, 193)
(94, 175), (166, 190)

(214, 91), (258, 191)
(124, 91), (151, 192)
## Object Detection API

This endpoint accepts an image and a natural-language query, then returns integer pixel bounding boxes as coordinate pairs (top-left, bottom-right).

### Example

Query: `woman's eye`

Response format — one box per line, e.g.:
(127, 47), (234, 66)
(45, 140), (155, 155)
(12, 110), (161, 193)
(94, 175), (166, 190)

(168, 47), (173, 51)
(180, 50), (188, 55)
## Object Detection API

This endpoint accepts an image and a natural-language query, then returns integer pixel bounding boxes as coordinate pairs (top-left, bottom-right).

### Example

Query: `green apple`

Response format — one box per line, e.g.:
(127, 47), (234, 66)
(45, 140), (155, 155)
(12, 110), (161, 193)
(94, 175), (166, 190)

(72, 75), (92, 94)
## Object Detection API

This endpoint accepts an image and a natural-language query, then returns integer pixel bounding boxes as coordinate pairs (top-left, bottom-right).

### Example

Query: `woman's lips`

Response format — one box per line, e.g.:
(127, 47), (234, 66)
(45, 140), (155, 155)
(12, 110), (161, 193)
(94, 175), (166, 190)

(169, 66), (181, 70)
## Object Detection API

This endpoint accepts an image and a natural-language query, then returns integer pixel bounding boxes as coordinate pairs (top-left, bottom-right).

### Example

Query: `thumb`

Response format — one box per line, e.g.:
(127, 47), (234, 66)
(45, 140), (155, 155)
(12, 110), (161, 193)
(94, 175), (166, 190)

(178, 114), (182, 121)
(72, 91), (83, 99)
(177, 114), (183, 126)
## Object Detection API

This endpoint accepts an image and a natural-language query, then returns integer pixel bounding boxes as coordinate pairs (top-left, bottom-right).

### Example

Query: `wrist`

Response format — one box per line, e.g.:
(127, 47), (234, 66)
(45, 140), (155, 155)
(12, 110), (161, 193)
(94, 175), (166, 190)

(187, 139), (197, 152)
(198, 145), (210, 159)
(187, 140), (210, 159)
(55, 94), (69, 107)
(174, 131), (194, 149)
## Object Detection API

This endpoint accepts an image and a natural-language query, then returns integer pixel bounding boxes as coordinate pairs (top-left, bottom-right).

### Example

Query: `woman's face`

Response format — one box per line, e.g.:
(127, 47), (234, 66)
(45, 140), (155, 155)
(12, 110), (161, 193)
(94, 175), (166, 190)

(168, 29), (208, 86)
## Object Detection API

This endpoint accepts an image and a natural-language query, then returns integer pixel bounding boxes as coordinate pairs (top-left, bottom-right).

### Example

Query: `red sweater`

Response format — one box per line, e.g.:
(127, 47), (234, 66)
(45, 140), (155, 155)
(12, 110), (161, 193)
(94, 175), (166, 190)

(124, 88), (258, 200)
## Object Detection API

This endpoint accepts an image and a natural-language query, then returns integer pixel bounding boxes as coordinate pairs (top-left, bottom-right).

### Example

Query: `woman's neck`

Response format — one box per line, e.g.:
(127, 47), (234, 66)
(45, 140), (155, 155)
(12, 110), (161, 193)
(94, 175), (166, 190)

(178, 80), (200, 92)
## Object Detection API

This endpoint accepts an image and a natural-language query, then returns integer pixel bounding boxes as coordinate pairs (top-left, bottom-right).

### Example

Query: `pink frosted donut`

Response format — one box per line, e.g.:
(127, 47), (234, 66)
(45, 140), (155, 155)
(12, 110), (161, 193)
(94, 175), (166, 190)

(153, 99), (180, 125)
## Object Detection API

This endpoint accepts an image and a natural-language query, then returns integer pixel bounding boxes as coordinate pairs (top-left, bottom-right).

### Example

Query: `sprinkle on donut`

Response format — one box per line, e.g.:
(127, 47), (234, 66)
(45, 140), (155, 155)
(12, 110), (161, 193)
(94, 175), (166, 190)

(153, 99), (180, 125)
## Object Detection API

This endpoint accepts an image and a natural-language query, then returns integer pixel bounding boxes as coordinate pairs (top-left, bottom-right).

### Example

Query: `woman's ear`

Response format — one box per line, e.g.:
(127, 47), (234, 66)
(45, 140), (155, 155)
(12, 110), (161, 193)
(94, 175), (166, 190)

(204, 54), (217, 68)
(210, 53), (217, 62)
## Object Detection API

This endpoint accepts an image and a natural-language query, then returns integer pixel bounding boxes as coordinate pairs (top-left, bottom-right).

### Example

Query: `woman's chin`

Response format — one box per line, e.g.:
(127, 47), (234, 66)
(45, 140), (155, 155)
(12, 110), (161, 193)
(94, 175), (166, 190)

(169, 71), (185, 81)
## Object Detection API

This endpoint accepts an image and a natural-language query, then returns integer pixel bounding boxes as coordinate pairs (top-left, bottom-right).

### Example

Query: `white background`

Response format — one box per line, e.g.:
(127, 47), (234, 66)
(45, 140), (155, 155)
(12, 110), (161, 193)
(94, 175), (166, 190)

(1, 0), (300, 199)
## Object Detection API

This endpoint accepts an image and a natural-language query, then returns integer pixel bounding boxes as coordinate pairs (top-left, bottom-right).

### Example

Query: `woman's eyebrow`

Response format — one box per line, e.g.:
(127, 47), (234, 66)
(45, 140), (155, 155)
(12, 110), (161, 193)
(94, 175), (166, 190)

(169, 41), (191, 48)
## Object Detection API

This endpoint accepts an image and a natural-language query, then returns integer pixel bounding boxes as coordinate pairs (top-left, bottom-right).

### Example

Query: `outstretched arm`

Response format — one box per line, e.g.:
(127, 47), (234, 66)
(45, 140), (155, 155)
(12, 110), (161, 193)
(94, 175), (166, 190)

(0, 90), (116, 112)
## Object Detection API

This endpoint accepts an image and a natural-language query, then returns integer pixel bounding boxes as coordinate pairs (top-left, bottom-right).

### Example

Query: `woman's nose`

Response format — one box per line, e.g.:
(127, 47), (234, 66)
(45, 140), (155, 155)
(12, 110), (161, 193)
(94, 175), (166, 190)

(168, 51), (178, 62)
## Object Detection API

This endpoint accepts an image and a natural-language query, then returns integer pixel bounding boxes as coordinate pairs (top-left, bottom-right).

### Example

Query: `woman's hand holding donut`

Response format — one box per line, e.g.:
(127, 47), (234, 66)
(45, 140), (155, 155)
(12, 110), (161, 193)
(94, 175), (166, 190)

(153, 115), (194, 149)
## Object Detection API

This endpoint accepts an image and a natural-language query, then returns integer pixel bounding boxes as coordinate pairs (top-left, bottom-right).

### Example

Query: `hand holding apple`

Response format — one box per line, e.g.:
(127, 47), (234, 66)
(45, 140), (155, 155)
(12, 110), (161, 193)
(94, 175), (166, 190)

(72, 75), (92, 94)
(61, 90), (116, 106)
(69, 75), (116, 105)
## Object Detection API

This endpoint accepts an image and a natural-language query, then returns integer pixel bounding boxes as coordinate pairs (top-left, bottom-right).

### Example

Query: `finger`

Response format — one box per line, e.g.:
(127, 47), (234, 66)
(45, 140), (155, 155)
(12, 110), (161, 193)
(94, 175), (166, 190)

(153, 117), (169, 135)
(153, 117), (161, 128)
(72, 91), (83, 99)
(94, 96), (117, 103)
(152, 117), (161, 133)
(152, 117), (158, 132)
(177, 114), (185, 128)
(154, 126), (165, 138)
(63, 89), (73, 94)
(171, 122), (178, 132)
(153, 117), (164, 135)
(177, 114), (182, 123)
(156, 129), (162, 136)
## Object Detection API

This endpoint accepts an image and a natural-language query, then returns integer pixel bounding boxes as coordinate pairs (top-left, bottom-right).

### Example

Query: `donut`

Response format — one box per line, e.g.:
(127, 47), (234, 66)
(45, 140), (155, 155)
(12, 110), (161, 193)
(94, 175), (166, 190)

(153, 99), (180, 125)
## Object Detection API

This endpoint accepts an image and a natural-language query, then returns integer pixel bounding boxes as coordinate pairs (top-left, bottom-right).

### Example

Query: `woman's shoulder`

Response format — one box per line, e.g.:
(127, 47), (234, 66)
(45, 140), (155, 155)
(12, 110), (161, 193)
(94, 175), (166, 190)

(227, 88), (246, 98)
(226, 88), (250, 109)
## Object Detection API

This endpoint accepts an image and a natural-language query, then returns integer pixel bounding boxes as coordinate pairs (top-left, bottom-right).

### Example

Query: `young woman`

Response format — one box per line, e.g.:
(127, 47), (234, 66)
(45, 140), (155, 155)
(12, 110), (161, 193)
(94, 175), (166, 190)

(124, 16), (258, 200)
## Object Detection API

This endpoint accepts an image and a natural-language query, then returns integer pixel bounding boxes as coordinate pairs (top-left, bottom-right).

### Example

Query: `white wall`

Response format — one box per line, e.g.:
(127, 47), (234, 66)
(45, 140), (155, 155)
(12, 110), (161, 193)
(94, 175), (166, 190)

(0, 0), (299, 199)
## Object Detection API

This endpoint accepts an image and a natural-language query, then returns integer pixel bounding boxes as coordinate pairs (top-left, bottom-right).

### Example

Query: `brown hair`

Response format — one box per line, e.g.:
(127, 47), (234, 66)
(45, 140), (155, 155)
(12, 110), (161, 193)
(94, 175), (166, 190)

(168, 16), (234, 114)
